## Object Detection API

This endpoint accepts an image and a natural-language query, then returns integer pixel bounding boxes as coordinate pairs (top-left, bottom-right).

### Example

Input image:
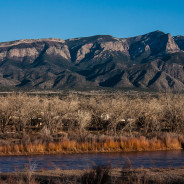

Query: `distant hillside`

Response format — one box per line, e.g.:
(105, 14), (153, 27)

(0, 31), (184, 91)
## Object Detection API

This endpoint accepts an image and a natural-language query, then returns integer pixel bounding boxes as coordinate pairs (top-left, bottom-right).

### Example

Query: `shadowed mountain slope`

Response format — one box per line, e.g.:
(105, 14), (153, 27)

(0, 31), (184, 91)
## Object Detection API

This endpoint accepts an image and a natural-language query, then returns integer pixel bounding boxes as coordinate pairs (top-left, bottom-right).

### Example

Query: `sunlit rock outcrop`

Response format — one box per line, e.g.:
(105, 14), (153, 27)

(0, 31), (184, 91)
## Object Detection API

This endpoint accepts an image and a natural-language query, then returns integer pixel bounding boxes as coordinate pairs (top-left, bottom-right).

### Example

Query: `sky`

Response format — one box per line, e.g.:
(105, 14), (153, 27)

(0, 0), (184, 42)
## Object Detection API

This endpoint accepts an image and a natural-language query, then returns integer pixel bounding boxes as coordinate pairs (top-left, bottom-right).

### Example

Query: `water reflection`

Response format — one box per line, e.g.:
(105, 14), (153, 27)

(0, 150), (184, 172)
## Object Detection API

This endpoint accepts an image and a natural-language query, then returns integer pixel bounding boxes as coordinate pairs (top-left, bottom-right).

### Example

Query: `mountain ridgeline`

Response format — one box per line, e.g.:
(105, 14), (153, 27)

(1, 31), (184, 91)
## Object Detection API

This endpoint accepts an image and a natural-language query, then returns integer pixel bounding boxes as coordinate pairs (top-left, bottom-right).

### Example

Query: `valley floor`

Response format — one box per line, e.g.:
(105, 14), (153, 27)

(0, 91), (184, 155)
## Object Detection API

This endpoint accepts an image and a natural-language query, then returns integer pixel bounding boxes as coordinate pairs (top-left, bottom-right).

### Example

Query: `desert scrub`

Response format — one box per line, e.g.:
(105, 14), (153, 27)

(0, 92), (184, 155)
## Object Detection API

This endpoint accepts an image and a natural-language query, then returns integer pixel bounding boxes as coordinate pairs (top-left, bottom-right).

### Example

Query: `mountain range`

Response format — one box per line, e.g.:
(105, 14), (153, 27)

(0, 30), (184, 91)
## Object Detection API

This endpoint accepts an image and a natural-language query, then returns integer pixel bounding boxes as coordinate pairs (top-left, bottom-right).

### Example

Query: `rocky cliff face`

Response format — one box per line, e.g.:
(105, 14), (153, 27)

(0, 31), (184, 91)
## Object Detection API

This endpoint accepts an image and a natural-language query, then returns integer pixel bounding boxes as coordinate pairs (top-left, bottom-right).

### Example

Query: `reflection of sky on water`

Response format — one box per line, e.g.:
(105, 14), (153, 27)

(0, 150), (184, 172)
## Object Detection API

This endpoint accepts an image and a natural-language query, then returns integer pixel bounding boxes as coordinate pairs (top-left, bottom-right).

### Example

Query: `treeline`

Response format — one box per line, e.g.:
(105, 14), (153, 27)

(0, 92), (183, 154)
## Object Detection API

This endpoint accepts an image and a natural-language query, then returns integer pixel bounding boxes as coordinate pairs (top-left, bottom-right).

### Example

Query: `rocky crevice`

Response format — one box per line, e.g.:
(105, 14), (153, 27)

(0, 31), (184, 91)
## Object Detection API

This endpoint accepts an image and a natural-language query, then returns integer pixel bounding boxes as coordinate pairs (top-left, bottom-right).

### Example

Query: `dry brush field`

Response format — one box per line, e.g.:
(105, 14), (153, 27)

(0, 91), (184, 155)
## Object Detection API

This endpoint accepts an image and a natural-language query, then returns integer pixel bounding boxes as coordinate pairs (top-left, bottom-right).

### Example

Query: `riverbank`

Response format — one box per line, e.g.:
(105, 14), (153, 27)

(0, 135), (183, 156)
(1, 167), (184, 184)
(0, 92), (184, 156)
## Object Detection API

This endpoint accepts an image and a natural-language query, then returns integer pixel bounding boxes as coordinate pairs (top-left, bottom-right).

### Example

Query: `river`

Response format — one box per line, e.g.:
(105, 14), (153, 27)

(0, 150), (184, 172)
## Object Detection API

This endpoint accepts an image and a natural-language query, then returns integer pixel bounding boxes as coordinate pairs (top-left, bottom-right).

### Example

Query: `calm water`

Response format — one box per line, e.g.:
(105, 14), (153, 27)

(0, 150), (184, 173)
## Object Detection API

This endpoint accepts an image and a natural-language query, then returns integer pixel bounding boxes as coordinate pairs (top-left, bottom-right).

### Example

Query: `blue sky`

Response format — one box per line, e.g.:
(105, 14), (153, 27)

(0, 0), (184, 42)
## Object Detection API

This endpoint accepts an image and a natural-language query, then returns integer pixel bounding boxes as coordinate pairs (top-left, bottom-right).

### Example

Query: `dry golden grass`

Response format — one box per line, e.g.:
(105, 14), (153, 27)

(0, 135), (182, 155)
(0, 92), (184, 155)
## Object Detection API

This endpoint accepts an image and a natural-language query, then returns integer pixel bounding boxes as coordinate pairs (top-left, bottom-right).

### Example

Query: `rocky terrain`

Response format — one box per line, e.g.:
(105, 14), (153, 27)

(0, 31), (184, 91)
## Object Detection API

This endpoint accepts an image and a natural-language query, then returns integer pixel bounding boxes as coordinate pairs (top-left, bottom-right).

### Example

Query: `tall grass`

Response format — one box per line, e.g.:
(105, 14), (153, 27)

(0, 92), (184, 155)
(0, 135), (182, 155)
